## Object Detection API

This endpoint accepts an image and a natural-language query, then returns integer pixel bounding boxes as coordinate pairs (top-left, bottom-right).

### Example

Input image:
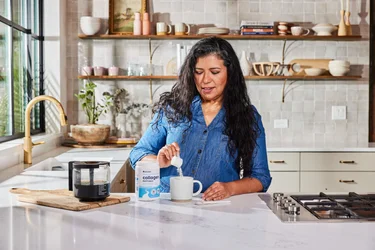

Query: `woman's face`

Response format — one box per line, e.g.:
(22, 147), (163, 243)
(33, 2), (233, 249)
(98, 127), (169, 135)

(194, 54), (228, 103)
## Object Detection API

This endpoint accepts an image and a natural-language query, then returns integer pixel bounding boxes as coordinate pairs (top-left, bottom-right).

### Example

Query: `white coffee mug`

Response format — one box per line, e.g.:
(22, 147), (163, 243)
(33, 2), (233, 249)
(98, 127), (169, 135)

(156, 22), (172, 35)
(175, 22), (190, 35)
(170, 176), (202, 202)
(291, 26), (310, 36)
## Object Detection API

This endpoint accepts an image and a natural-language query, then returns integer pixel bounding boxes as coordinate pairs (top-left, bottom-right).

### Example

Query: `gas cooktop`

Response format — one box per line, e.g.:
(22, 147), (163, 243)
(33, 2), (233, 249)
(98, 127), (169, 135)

(259, 192), (375, 222)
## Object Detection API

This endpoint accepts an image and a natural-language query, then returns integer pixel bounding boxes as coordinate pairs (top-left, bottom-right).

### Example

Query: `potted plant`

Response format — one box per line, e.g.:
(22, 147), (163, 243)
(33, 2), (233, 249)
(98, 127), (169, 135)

(72, 80), (113, 145)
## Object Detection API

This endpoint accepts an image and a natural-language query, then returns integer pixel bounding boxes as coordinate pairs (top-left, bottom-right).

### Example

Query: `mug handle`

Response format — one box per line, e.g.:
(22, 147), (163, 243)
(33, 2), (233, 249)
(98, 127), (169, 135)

(185, 24), (191, 35)
(167, 24), (172, 35)
(303, 29), (310, 36)
(192, 180), (203, 196)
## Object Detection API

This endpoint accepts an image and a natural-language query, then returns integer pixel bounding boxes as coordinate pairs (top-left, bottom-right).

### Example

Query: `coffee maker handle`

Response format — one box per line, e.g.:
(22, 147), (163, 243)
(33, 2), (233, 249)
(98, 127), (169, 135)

(68, 161), (74, 191)
(192, 180), (203, 196)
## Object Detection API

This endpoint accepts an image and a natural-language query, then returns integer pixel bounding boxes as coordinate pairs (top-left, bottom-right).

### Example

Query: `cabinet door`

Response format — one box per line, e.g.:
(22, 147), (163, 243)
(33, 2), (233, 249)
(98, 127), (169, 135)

(110, 165), (127, 193)
(267, 152), (299, 171)
(301, 172), (375, 193)
(301, 153), (375, 171)
(268, 172), (299, 193)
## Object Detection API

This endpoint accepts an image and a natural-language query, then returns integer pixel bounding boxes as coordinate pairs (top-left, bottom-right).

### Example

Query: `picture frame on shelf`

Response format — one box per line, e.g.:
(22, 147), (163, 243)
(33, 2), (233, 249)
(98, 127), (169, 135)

(109, 0), (147, 34)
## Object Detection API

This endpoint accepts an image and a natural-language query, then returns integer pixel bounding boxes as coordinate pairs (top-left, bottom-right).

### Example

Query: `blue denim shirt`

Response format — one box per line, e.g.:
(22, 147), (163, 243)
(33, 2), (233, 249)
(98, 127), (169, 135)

(129, 96), (272, 193)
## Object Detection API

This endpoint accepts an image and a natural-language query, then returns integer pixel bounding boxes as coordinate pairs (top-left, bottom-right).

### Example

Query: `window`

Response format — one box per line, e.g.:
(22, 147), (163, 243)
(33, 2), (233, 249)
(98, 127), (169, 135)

(0, 0), (44, 143)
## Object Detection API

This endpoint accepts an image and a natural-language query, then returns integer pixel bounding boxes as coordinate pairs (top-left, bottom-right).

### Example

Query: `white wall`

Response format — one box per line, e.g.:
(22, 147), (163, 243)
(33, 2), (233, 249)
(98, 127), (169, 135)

(43, 0), (68, 134)
(64, 0), (370, 148)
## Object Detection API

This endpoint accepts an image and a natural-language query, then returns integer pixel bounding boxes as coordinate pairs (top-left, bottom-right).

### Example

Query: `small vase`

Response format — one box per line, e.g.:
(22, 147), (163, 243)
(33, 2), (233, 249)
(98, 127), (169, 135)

(239, 51), (251, 76)
(142, 13), (150, 35)
(133, 12), (142, 35)
(116, 113), (127, 138)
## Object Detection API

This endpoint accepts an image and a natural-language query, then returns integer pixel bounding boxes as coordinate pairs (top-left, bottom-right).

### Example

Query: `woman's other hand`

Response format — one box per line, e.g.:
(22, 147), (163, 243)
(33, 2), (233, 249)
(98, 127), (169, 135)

(202, 181), (233, 201)
(157, 142), (180, 168)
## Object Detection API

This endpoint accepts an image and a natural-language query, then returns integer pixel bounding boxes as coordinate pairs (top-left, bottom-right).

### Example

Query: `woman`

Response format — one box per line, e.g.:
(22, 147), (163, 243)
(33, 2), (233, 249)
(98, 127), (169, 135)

(129, 37), (271, 201)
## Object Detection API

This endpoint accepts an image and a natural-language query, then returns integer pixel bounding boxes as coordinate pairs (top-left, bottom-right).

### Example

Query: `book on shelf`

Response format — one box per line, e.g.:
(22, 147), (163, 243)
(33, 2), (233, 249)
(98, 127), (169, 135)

(241, 28), (274, 32)
(240, 20), (274, 27)
(241, 32), (274, 35)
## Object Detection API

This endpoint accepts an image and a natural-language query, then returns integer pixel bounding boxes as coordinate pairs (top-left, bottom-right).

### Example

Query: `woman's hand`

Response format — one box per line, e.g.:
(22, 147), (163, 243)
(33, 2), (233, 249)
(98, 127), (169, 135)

(202, 181), (233, 201)
(157, 142), (180, 168)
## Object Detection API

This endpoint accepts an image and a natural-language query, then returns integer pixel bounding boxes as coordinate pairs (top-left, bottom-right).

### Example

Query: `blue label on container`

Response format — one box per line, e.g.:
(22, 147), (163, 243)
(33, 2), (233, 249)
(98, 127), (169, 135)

(138, 186), (161, 199)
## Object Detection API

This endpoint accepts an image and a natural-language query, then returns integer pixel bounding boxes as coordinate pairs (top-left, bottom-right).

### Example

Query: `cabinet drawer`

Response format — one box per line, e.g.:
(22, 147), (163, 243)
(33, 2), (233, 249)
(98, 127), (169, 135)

(268, 172), (299, 193)
(301, 172), (375, 193)
(267, 152), (299, 171)
(301, 153), (375, 171)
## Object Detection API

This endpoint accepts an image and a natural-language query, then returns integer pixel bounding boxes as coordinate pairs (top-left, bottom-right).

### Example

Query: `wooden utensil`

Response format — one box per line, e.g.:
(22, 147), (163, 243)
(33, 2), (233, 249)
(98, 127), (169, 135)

(10, 188), (131, 211)
(288, 59), (332, 76)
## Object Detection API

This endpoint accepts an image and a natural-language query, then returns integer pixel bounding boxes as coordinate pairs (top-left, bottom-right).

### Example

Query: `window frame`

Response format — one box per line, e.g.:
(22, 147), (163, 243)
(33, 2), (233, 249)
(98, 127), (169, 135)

(370, 1), (375, 142)
(0, 0), (44, 143)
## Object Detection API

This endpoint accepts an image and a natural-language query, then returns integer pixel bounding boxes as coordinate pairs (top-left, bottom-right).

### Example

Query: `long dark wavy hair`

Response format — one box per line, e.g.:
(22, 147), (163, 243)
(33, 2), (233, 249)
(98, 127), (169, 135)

(153, 37), (259, 177)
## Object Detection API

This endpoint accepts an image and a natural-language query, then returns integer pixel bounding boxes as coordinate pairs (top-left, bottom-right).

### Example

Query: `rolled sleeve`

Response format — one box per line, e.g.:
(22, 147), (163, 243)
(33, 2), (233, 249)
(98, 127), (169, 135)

(246, 107), (272, 192)
(129, 112), (167, 169)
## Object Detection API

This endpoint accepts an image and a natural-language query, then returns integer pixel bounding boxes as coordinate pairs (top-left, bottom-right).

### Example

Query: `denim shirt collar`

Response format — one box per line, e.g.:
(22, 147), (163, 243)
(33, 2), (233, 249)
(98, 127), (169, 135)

(191, 95), (226, 130)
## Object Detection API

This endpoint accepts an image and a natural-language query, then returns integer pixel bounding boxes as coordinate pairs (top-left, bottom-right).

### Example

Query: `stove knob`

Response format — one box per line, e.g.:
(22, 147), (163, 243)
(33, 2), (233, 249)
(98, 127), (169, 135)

(288, 204), (300, 215)
(273, 192), (284, 201)
(280, 198), (289, 208)
(275, 195), (283, 205)
(282, 199), (292, 210)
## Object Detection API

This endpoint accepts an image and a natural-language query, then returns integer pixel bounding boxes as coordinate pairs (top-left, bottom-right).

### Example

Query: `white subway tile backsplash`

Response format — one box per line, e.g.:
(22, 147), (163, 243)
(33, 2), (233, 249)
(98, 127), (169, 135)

(66, 0), (370, 148)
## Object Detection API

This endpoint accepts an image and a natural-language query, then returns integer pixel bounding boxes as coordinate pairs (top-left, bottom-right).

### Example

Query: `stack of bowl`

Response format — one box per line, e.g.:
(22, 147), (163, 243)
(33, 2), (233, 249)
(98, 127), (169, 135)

(80, 16), (101, 36)
(328, 60), (350, 76)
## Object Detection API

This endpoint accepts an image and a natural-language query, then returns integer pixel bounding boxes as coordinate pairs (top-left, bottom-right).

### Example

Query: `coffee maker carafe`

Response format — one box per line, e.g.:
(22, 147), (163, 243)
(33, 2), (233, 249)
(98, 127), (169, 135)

(68, 161), (110, 201)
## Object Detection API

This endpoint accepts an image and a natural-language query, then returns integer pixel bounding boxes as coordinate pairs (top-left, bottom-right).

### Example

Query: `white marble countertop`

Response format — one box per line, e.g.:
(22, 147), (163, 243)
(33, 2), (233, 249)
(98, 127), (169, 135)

(1, 163), (375, 250)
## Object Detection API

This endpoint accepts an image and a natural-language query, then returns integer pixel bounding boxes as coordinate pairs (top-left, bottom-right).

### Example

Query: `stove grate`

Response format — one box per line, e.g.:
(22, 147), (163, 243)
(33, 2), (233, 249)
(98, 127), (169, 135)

(290, 192), (375, 220)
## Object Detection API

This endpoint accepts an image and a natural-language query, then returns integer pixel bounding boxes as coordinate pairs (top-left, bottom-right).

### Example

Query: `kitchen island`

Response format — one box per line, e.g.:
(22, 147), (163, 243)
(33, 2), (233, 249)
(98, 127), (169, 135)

(0, 154), (375, 250)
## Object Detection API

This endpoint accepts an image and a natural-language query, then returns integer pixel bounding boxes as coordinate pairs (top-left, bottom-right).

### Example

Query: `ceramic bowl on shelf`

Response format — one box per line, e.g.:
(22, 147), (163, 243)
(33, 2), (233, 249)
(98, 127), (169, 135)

(80, 16), (101, 35)
(312, 23), (338, 36)
(329, 60), (350, 67)
(304, 68), (326, 76)
(329, 67), (350, 76)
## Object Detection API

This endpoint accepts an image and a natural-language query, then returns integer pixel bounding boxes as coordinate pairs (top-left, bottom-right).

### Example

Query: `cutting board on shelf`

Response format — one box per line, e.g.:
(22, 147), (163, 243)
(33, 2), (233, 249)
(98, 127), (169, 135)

(10, 188), (131, 211)
(288, 59), (332, 76)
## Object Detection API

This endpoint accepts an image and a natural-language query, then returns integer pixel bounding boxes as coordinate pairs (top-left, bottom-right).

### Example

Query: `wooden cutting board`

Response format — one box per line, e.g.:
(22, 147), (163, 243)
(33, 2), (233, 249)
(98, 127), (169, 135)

(288, 59), (332, 76)
(10, 188), (131, 211)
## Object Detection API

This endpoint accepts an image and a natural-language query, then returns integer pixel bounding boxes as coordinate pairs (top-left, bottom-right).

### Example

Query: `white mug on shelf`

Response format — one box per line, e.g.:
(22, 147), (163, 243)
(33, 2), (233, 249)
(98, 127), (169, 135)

(291, 26), (310, 36)
(170, 176), (202, 202)
(156, 22), (172, 35)
(175, 23), (190, 35)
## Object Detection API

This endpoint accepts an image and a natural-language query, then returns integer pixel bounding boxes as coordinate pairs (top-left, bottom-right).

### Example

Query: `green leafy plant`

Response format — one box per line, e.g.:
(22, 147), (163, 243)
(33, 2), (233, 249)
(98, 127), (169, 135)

(121, 102), (149, 117)
(75, 80), (113, 124)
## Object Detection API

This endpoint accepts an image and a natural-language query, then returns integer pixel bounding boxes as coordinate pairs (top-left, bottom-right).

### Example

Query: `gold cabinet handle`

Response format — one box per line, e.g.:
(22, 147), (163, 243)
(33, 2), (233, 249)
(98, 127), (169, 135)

(339, 180), (355, 183)
(120, 179), (125, 184)
(270, 160), (285, 163)
(339, 160), (355, 164)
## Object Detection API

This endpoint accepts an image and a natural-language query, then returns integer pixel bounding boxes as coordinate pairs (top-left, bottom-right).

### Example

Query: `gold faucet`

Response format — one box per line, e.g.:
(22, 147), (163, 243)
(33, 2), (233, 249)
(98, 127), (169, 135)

(24, 95), (68, 164)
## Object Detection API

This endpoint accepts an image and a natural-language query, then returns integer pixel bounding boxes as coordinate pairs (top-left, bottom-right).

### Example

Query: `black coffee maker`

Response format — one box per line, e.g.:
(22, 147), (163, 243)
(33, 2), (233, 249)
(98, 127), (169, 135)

(68, 161), (110, 201)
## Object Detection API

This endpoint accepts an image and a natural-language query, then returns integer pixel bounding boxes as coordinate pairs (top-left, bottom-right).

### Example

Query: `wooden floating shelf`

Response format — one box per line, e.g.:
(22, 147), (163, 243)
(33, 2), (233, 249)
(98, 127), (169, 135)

(78, 34), (362, 41)
(78, 75), (362, 81)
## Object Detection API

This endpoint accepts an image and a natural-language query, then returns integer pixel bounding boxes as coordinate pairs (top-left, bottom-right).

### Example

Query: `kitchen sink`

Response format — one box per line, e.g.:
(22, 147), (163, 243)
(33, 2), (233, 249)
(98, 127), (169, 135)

(25, 157), (68, 171)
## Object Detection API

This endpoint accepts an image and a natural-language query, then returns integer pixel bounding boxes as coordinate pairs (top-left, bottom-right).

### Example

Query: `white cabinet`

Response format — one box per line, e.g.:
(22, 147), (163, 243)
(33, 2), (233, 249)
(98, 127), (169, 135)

(267, 152), (299, 192)
(268, 172), (299, 193)
(300, 172), (375, 193)
(301, 153), (375, 171)
(300, 152), (375, 193)
(267, 151), (375, 193)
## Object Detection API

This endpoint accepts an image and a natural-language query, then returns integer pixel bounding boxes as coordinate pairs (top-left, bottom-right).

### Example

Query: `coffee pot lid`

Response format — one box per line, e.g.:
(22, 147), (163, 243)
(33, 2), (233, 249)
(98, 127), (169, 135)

(72, 161), (110, 169)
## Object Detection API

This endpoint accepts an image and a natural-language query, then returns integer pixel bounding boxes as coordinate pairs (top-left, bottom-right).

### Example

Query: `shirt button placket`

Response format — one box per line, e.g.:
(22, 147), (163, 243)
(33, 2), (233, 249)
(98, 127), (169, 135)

(193, 129), (207, 177)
